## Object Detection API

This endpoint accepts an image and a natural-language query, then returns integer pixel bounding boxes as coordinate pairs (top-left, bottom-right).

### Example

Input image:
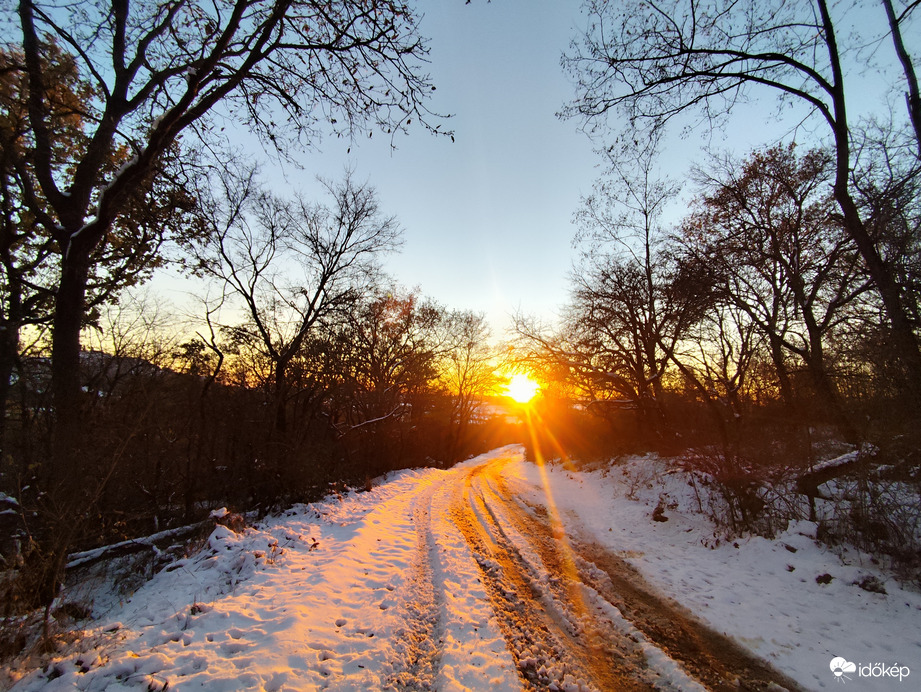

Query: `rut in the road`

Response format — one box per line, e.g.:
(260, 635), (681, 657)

(384, 484), (443, 691)
(488, 464), (806, 692)
(453, 466), (658, 691)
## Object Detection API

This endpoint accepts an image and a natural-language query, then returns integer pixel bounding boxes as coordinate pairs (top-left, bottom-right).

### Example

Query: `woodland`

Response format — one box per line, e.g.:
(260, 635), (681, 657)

(1, 0), (920, 652)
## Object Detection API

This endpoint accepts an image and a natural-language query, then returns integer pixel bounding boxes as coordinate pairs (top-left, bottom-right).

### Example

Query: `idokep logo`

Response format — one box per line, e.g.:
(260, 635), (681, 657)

(829, 656), (911, 684)
(830, 657), (857, 682)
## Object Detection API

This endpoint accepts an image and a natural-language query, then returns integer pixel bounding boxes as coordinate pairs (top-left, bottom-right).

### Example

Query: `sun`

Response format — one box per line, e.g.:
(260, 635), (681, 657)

(504, 373), (541, 404)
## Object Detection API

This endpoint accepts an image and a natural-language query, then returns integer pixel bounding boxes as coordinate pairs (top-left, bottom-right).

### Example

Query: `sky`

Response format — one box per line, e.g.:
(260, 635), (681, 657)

(244, 0), (603, 334)
(266, 0), (836, 333)
(154, 0), (905, 337)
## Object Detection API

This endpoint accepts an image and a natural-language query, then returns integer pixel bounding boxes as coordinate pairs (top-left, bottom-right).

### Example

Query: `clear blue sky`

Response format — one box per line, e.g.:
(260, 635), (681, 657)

(277, 0), (601, 333)
(158, 0), (904, 336)
(285, 0), (865, 333)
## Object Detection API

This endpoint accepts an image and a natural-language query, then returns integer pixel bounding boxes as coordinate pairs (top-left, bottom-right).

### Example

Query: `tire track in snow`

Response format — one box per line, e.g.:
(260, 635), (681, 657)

(489, 458), (807, 692)
(384, 480), (442, 690)
(387, 464), (523, 692)
(452, 461), (657, 691)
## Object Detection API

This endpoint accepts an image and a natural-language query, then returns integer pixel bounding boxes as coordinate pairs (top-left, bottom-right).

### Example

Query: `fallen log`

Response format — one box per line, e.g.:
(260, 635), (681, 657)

(65, 520), (211, 571)
(795, 449), (865, 498)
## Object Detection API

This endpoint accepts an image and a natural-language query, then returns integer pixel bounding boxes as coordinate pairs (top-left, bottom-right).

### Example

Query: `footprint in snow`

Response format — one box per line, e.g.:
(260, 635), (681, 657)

(219, 640), (249, 655)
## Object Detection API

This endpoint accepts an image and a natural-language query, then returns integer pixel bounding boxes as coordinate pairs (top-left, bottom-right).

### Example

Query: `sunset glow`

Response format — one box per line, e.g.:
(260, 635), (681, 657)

(504, 373), (540, 403)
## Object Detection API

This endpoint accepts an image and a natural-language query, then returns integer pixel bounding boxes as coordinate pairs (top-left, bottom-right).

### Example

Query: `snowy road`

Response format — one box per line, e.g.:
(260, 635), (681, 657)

(441, 454), (802, 691)
(9, 446), (812, 691)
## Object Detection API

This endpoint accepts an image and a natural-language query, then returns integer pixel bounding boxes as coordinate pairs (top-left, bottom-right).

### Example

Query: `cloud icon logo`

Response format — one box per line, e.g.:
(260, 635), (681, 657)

(830, 657), (857, 681)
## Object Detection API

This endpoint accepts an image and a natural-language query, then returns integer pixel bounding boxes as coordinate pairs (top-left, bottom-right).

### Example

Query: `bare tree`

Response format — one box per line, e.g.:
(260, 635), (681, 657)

(5, 0), (445, 469)
(321, 286), (450, 471)
(681, 145), (871, 442)
(563, 0), (921, 401)
(196, 167), (401, 437)
(882, 0), (921, 151)
(440, 310), (501, 461)
(681, 303), (762, 422)
(850, 123), (921, 327)
(555, 138), (700, 435)
(338, 287), (444, 426)
(513, 247), (703, 443)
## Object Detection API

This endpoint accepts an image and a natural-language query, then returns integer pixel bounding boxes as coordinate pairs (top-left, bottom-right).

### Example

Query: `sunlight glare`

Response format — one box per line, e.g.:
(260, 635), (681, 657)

(504, 373), (540, 403)
(520, 406), (593, 637)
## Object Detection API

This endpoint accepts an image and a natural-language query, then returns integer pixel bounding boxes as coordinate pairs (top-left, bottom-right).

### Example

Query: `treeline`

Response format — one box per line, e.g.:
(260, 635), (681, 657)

(529, 0), (921, 465)
(517, 142), (921, 458)
(502, 0), (921, 579)
(4, 279), (507, 536)
(511, 140), (921, 576)
(0, 0), (514, 625)
(0, 168), (512, 613)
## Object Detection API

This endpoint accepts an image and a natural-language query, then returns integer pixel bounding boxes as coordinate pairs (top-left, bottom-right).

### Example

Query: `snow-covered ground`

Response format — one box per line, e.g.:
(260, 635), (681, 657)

(6, 455), (521, 692)
(503, 454), (921, 691)
(5, 446), (920, 691)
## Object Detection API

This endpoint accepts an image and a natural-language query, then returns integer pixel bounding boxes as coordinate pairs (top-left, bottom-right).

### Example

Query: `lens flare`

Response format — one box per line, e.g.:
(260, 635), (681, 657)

(519, 405), (593, 636)
(504, 373), (540, 403)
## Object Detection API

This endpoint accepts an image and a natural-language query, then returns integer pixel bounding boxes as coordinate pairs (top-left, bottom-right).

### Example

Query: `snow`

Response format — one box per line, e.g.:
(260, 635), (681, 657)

(65, 522), (209, 570)
(809, 450), (860, 474)
(8, 458), (520, 691)
(6, 447), (920, 691)
(502, 454), (921, 692)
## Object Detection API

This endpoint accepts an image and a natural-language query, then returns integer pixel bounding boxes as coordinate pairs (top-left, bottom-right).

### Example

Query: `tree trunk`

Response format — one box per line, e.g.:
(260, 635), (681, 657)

(803, 331), (860, 445)
(649, 365), (669, 434)
(767, 335), (796, 407)
(818, 0), (921, 404)
(669, 355), (731, 451)
(274, 357), (289, 436)
(448, 394), (469, 463)
(797, 291), (861, 443)
(50, 253), (90, 481)
(0, 314), (20, 455)
(836, 190), (921, 402)
(882, 0), (921, 154)
(0, 247), (26, 457)
(808, 359), (859, 444)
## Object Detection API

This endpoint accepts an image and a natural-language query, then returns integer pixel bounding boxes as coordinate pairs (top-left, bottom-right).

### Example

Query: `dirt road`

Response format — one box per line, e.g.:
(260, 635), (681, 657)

(419, 453), (804, 691)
